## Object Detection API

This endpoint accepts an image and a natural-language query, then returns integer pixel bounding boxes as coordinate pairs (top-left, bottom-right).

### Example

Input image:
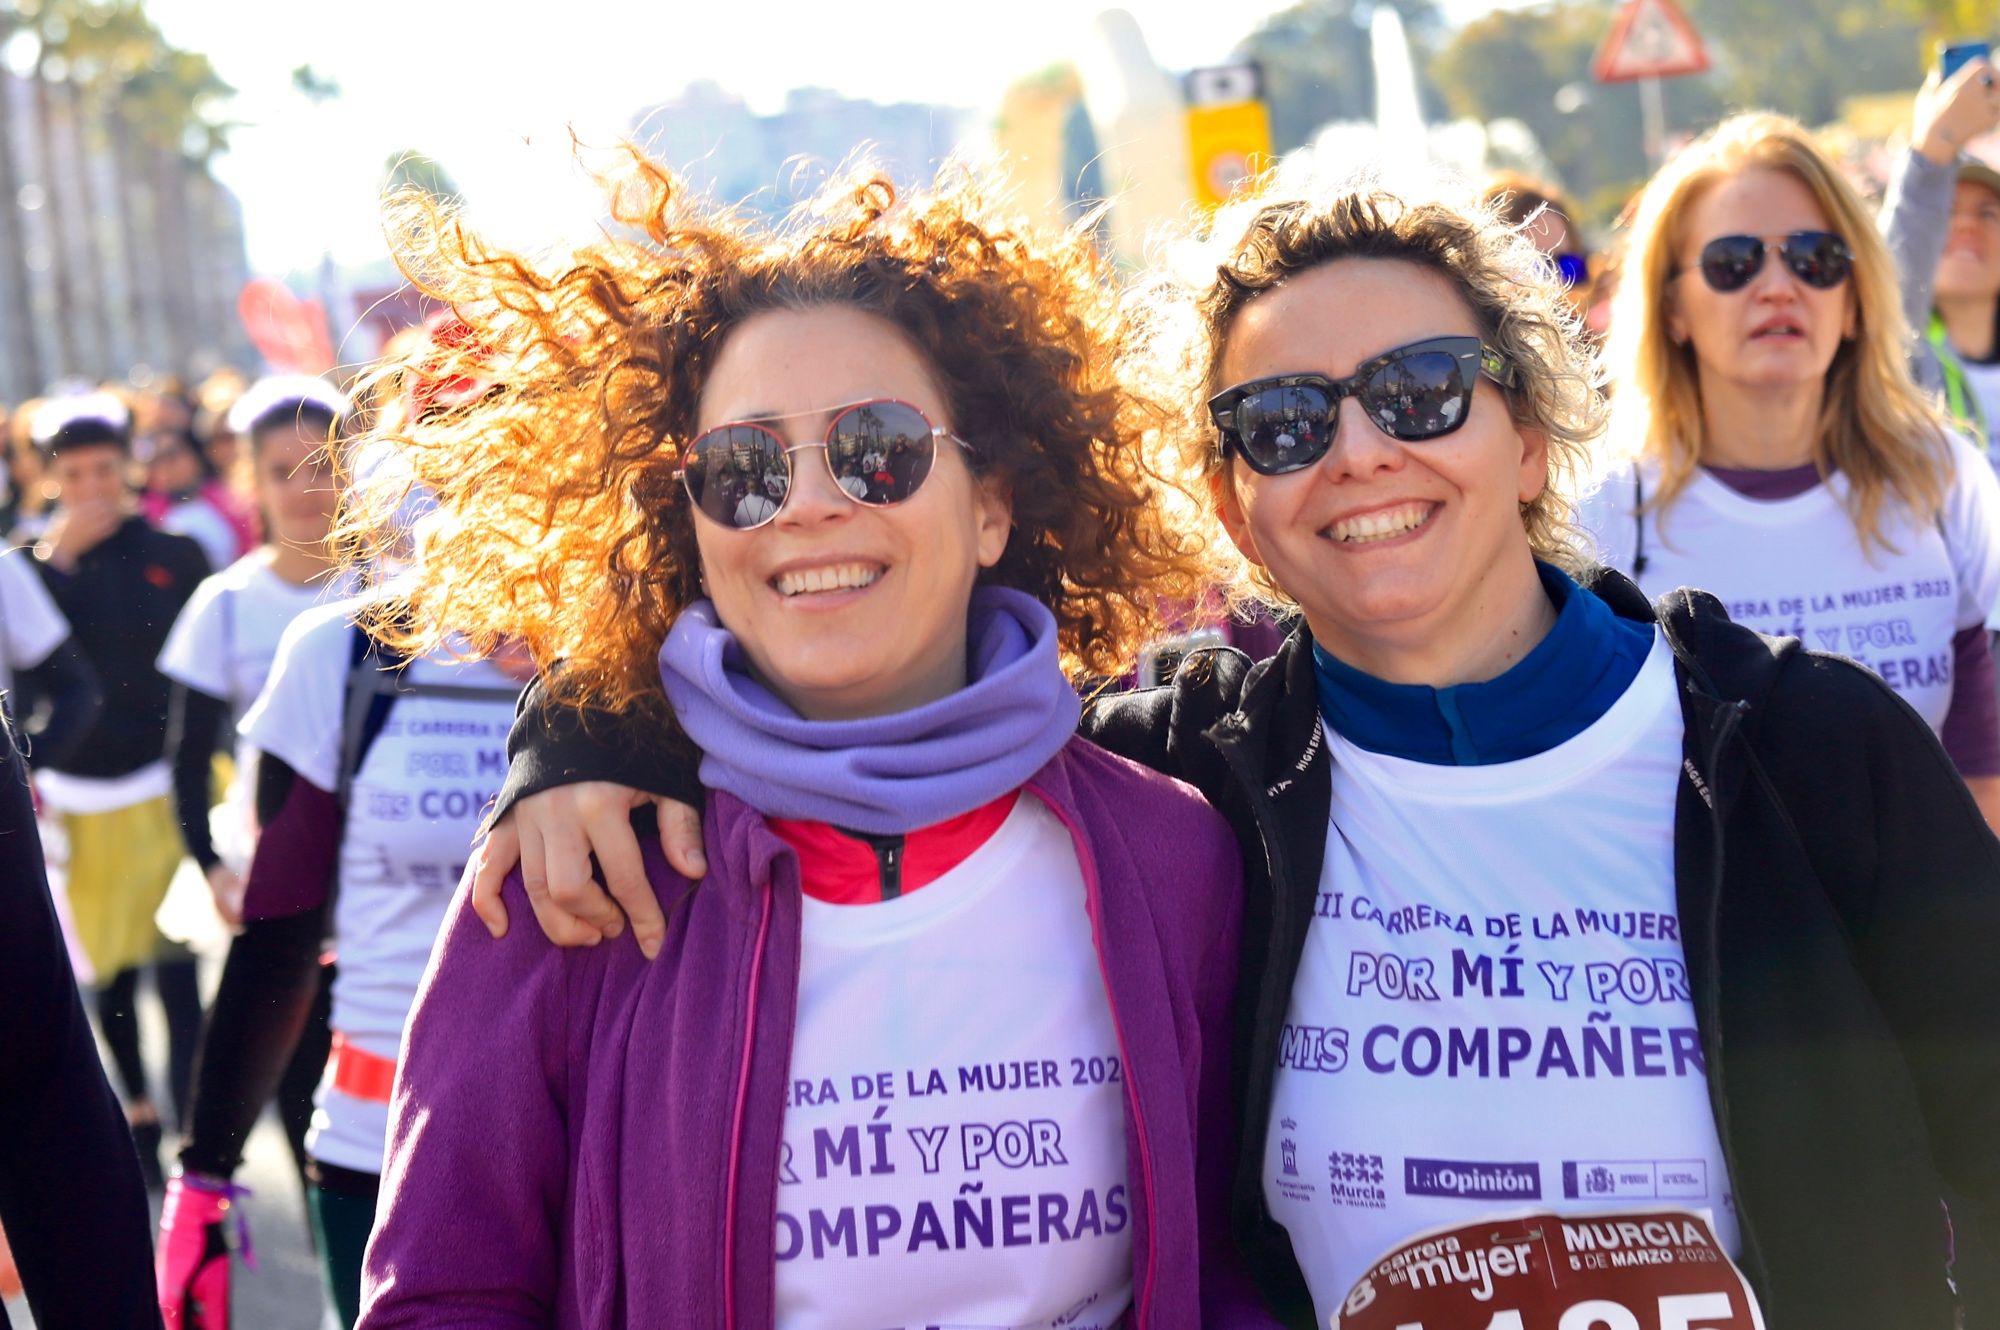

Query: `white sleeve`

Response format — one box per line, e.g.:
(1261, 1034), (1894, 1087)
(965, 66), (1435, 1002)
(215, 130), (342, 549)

(239, 600), (356, 793)
(1570, 462), (1641, 575)
(156, 573), (232, 698)
(0, 549), (71, 671)
(1934, 430), (2000, 631)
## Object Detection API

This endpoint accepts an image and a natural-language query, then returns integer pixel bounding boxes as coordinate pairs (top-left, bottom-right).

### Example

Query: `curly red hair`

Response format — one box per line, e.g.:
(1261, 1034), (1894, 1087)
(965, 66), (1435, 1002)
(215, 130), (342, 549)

(340, 150), (1212, 712)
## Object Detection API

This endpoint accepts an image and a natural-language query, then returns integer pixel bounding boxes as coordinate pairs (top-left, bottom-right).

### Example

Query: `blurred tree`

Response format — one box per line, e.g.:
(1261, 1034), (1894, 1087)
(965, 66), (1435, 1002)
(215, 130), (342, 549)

(1430, 4), (1715, 230)
(1232, 0), (1448, 155)
(0, 1), (234, 385)
(80, 2), (173, 373)
(1432, 0), (1943, 232)
(381, 150), (463, 204)
(127, 40), (235, 378)
(1682, 0), (1928, 128)
(291, 62), (340, 107)
(1882, 0), (1990, 46)
(27, 20), (90, 376)
(63, 0), (160, 372)
(0, 11), (48, 394)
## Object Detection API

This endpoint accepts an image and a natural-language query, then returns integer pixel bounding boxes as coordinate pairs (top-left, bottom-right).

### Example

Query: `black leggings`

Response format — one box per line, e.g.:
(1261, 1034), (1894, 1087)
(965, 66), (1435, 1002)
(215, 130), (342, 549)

(307, 1158), (382, 1330)
(276, 963), (336, 1182)
(96, 956), (204, 1125)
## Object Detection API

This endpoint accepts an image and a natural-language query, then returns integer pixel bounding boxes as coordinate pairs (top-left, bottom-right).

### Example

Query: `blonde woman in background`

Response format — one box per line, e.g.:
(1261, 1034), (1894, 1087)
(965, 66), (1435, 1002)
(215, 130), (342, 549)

(1584, 111), (2000, 827)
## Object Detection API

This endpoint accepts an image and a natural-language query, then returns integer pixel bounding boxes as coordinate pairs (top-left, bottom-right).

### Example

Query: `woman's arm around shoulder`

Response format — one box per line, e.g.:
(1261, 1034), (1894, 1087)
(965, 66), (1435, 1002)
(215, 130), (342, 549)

(1078, 644), (1254, 791)
(496, 674), (704, 825)
(359, 872), (578, 1327)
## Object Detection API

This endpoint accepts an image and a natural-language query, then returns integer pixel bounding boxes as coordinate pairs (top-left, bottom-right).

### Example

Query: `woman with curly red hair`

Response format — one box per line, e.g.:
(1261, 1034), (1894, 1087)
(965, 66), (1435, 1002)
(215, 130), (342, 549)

(350, 156), (1261, 1328)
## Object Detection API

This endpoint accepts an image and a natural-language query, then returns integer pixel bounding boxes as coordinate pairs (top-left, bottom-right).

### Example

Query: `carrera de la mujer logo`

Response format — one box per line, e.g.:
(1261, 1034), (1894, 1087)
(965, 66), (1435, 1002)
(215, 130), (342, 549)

(1333, 1208), (1765, 1330)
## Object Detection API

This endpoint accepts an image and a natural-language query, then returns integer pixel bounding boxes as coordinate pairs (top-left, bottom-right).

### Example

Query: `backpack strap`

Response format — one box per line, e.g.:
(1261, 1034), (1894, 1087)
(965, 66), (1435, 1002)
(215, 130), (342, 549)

(337, 625), (408, 812)
(327, 623), (521, 917)
(1632, 467), (1649, 579)
(335, 623), (524, 809)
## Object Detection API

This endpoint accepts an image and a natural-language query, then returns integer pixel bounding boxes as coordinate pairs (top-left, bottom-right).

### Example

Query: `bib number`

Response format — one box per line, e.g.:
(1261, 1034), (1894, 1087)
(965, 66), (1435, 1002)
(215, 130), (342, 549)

(1334, 1209), (1763, 1330)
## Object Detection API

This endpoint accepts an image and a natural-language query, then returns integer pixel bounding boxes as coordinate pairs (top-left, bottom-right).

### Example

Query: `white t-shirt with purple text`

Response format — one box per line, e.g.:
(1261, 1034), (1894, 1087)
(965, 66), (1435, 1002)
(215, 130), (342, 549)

(1264, 636), (1739, 1323)
(1580, 433), (2000, 734)
(777, 795), (1134, 1330)
(241, 598), (520, 1174)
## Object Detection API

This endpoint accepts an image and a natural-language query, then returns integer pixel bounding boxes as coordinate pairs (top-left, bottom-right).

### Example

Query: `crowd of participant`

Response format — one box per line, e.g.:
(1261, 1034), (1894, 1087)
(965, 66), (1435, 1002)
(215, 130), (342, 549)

(0, 52), (1997, 1330)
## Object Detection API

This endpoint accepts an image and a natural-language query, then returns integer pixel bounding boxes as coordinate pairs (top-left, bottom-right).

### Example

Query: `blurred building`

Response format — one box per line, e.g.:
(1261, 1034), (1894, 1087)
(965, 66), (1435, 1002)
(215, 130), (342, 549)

(0, 67), (253, 404)
(628, 81), (972, 211)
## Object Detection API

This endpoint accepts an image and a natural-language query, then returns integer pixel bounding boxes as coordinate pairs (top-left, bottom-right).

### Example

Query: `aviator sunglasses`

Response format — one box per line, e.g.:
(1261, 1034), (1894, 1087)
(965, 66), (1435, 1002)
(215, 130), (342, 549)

(675, 398), (973, 531)
(1208, 335), (1520, 476)
(1676, 230), (1853, 294)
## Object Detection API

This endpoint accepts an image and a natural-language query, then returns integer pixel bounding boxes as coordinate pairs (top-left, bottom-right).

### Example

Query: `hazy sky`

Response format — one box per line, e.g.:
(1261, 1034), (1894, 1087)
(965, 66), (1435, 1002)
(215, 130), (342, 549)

(147, 0), (1521, 275)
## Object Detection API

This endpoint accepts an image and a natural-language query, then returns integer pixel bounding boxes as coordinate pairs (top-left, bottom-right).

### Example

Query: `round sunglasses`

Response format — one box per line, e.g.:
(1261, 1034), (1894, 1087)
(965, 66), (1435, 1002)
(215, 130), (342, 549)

(1675, 230), (1852, 294)
(674, 398), (973, 531)
(1207, 335), (1520, 476)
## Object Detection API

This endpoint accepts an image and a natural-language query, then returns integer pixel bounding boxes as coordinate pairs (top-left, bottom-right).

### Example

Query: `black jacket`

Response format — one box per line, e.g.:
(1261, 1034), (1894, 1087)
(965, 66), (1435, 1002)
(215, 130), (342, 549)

(498, 569), (2000, 1329)
(1076, 567), (2000, 1329)
(0, 720), (161, 1328)
(28, 516), (208, 779)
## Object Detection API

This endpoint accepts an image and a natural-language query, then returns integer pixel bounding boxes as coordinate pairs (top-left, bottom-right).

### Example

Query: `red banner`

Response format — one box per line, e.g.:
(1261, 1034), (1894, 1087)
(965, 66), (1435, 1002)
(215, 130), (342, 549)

(237, 277), (335, 375)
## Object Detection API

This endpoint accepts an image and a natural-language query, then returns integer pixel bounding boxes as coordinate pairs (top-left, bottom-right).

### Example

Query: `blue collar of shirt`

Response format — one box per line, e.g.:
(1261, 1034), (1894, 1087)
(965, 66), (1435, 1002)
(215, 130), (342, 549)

(1311, 563), (1655, 765)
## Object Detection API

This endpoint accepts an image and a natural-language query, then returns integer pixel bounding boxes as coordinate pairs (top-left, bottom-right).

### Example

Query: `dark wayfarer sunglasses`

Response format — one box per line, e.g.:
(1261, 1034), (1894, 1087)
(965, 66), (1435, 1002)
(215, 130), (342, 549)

(1675, 230), (1853, 294)
(675, 398), (974, 531)
(1208, 335), (1521, 476)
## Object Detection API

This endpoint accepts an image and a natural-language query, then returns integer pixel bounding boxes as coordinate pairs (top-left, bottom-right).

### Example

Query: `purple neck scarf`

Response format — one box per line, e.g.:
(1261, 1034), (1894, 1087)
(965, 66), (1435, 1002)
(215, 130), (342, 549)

(657, 586), (1081, 834)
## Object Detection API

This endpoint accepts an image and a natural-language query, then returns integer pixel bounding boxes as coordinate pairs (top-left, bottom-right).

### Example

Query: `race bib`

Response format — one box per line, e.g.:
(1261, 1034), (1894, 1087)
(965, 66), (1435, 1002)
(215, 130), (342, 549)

(1333, 1209), (1764, 1330)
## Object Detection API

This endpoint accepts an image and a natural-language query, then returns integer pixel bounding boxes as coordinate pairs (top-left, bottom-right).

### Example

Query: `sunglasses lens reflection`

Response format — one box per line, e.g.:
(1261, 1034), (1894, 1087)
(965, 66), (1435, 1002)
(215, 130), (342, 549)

(1234, 385), (1337, 472)
(826, 401), (935, 506)
(1784, 232), (1851, 288)
(682, 425), (790, 529)
(1698, 232), (1850, 293)
(1363, 351), (1470, 439)
(1225, 344), (1480, 472)
(1699, 235), (1766, 292)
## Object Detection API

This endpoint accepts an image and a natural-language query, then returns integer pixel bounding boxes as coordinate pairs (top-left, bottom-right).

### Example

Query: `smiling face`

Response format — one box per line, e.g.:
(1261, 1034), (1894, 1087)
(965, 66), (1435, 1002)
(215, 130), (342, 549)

(1936, 179), (2000, 304)
(690, 304), (1012, 721)
(1213, 258), (1549, 677)
(1667, 166), (1855, 393)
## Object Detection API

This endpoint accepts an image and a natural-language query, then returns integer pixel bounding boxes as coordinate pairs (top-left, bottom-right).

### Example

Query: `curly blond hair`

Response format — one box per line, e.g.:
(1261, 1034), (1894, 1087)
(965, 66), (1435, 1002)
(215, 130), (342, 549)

(338, 151), (1213, 712)
(1124, 170), (1606, 610)
(1604, 112), (1952, 549)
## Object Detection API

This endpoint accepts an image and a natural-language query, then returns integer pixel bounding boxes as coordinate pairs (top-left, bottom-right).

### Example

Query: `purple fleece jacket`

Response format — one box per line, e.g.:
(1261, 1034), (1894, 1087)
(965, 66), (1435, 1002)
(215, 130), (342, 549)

(359, 736), (1269, 1329)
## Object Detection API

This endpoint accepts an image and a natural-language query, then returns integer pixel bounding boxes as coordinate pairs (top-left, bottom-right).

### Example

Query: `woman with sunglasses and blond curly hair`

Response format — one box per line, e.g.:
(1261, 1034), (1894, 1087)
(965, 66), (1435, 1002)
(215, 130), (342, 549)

(351, 159), (1263, 1329)
(1581, 112), (2000, 828)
